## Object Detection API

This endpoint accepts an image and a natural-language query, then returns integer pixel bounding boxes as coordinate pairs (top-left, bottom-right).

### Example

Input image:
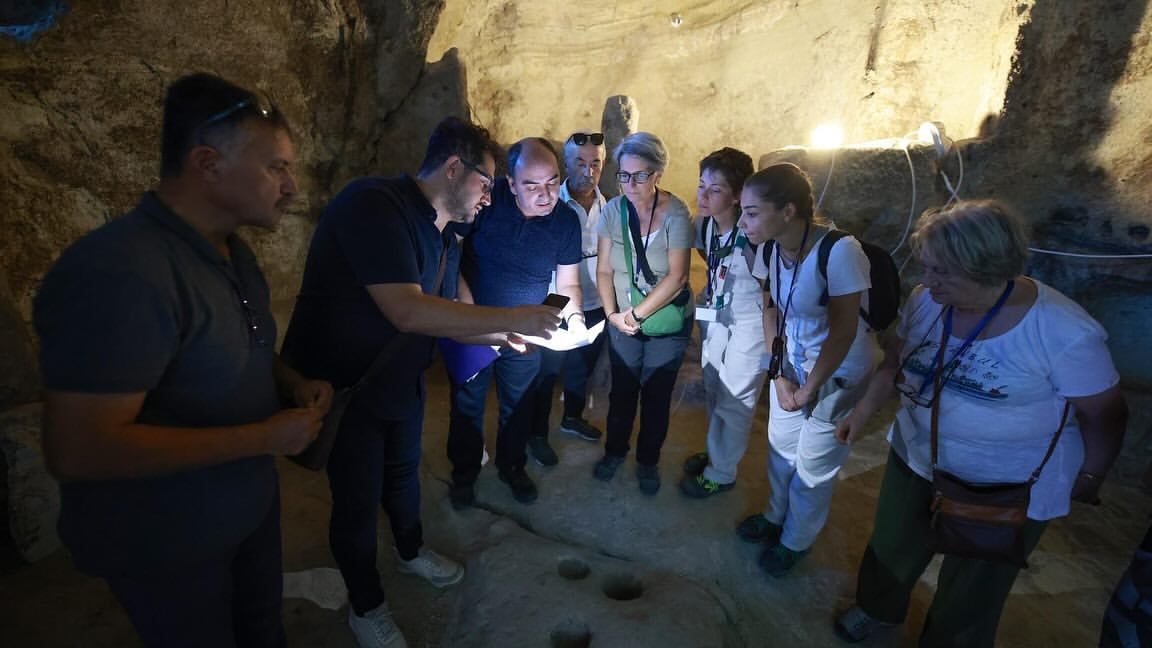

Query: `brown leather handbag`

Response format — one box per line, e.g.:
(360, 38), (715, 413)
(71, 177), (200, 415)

(927, 329), (1070, 568)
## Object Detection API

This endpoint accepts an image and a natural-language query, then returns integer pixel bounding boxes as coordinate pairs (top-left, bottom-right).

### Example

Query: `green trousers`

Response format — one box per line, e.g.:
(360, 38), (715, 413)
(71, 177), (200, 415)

(855, 450), (1048, 648)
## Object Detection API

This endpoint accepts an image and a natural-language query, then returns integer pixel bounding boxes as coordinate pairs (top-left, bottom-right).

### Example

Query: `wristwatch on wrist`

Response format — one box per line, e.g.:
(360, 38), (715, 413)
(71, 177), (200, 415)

(632, 310), (646, 325)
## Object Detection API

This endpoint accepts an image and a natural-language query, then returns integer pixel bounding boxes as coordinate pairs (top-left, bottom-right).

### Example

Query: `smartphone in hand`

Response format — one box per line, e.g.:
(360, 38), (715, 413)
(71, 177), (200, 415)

(542, 293), (570, 309)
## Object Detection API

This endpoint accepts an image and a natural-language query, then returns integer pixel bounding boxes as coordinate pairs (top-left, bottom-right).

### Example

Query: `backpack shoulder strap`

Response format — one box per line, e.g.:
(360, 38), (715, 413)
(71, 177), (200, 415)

(817, 229), (849, 306)
(761, 239), (777, 306)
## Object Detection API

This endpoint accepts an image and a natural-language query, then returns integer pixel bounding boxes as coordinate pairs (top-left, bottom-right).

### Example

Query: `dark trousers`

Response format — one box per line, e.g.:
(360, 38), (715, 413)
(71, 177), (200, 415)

(855, 450), (1048, 648)
(327, 396), (424, 616)
(448, 346), (540, 485)
(603, 324), (689, 466)
(104, 493), (286, 648)
(530, 307), (607, 438)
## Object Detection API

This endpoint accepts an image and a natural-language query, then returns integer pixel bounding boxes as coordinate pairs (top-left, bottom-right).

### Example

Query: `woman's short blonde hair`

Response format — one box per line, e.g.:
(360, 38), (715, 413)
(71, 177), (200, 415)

(911, 199), (1030, 286)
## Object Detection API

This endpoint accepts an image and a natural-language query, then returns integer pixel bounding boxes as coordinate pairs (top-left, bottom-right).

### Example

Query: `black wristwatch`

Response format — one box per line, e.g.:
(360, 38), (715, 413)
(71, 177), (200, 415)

(631, 310), (647, 324)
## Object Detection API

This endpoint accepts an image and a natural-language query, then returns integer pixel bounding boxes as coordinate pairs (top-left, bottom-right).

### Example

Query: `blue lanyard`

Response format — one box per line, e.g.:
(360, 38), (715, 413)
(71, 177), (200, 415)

(918, 279), (1015, 399)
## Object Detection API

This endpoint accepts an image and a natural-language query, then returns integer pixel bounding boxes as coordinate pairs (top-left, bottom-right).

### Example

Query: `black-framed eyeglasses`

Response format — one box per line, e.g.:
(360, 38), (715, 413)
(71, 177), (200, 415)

(227, 278), (272, 347)
(893, 340), (961, 408)
(459, 159), (494, 195)
(617, 170), (655, 184)
(568, 132), (604, 146)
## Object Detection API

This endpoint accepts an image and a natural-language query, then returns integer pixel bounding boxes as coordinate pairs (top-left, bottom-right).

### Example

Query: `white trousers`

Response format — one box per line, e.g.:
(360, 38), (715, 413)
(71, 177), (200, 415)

(763, 373), (867, 551)
(701, 317), (765, 484)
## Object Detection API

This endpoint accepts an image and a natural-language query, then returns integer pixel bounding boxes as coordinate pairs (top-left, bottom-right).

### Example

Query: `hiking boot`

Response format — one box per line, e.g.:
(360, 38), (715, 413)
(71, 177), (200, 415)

(737, 513), (782, 544)
(834, 606), (897, 643)
(758, 542), (809, 577)
(593, 455), (624, 481)
(449, 484), (475, 511)
(527, 436), (559, 467)
(348, 602), (408, 648)
(393, 547), (464, 588)
(682, 452), (709, 476)
(636, 463), (661, 495)
(679, 473), (734, 498)
(559, 416), (602, 441)
(498, 468), (538, 503)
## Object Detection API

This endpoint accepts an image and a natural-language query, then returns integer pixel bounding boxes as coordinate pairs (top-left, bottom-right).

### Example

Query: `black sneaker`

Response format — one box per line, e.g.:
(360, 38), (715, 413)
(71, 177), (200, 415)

(636, 463), (661, 495)
(834, 606), (897, 643)
(593, 455), (624, 481)
(559, 416), (602, 442)
(679, 474), (735, 498)
(527, 436), (559, 467)
(449, 484), (475, 511)
(737, 513), (782, 544)
(758, 542), (809, 577)
(682, 452), (709, 476)
(498, 468), (538, 504)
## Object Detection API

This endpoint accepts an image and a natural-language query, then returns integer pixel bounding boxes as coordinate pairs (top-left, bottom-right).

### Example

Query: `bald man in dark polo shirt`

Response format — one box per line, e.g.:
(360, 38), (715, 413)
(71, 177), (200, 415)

(281, 118), (561, 648)
(447, 138), (584, 508)
(35, 74), (332, 646)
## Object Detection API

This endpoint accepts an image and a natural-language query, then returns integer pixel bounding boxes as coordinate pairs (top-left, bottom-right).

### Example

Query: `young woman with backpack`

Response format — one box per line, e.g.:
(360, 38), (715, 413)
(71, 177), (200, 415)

(736, 163), (883, 576)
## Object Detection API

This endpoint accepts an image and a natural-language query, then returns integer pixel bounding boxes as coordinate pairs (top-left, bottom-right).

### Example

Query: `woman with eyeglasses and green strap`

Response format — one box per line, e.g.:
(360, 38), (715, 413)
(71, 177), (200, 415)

(591, 131), (694, 495)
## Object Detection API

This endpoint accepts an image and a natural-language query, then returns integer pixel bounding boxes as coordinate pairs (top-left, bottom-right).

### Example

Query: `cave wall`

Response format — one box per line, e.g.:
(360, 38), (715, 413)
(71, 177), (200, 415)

(2, 0), (1151, 413)
(428, 0), (1029, 201)
(0, 0), (459, 409)
(431, 0), (1152, 388)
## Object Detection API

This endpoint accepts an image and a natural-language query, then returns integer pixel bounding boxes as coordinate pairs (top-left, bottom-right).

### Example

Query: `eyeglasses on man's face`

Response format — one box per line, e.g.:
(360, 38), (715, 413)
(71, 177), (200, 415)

(568, 132), (604, 146)
(459, 159), (494, 195)
(616, 170), (655, 184)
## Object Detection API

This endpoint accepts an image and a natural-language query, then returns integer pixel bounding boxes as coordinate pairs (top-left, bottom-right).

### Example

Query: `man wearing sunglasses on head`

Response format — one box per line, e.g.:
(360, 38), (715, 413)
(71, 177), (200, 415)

(34, 73), (334, 646)
(526, 131), (610, 465)
(281, 119), (562, 648)
(447, 137), (584, 509)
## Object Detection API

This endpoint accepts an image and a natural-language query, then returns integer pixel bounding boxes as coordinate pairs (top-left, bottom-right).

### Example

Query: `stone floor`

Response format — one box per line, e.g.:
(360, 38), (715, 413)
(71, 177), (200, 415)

(1, 337), (1149, 647)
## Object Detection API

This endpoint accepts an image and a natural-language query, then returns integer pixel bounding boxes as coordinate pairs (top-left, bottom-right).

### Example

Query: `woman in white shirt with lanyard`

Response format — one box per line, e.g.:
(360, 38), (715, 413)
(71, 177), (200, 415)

(680, 148), (764, 498)
(736, 163), (881, 576)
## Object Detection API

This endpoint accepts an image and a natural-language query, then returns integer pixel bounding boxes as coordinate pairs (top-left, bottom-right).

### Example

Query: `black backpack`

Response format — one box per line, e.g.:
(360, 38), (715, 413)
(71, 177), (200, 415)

(761, 229), (901, 331)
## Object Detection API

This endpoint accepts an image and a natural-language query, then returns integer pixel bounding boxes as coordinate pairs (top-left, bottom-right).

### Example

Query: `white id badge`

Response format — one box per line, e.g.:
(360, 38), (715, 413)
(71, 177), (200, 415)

(695, 307), (719, 322)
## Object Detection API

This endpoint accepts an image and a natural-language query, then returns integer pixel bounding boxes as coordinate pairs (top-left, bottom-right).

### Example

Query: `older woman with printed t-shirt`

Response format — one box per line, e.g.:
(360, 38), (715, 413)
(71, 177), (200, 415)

(592, 131), (694, 495)
(832, 200), (1127, 646)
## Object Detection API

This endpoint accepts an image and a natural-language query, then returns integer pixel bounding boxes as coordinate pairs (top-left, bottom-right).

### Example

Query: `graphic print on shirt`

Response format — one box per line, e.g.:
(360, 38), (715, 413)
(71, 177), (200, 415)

(902, 339), (1010, 402)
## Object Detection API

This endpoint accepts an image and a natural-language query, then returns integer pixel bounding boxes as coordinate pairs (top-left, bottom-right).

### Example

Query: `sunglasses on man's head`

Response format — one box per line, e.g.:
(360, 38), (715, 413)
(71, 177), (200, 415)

(568, 132), (604, 146)
(194, 94), (279, 143)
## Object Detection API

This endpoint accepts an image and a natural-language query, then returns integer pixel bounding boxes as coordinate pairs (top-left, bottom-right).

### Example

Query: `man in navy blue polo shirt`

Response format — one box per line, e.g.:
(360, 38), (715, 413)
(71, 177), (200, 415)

(35, 73), (332, 647)
(448, 138), (583, 508)
(281, 119), (562, 648)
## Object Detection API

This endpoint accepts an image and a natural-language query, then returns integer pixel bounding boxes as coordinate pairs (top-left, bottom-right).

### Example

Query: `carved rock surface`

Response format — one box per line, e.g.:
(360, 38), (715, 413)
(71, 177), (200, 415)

(0, 402), (58, 563)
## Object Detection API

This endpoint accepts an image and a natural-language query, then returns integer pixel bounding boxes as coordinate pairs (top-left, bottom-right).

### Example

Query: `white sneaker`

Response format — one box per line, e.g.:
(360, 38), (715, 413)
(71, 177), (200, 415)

(394, 546), (465, 588)
(348, 602), (408, 648)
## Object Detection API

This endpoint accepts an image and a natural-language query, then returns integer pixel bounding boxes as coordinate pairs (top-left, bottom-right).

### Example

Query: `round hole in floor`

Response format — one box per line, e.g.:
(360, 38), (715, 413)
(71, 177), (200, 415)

(557, 557), (591, 580)
(550, 619), (591, 648)
(601, 573), (644, 601)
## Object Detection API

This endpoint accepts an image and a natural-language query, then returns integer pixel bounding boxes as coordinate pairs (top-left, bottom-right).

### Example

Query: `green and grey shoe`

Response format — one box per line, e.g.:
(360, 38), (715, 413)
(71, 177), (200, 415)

(679, 474), (734, 498)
